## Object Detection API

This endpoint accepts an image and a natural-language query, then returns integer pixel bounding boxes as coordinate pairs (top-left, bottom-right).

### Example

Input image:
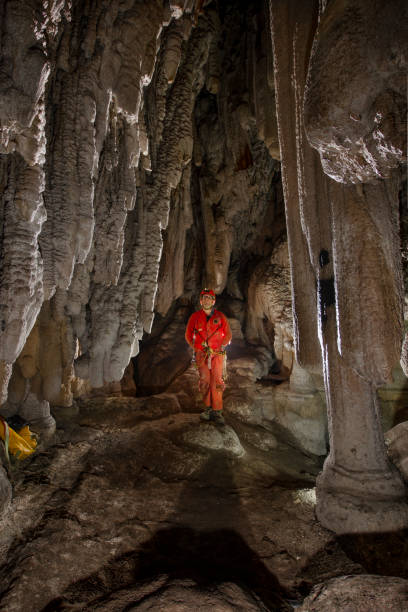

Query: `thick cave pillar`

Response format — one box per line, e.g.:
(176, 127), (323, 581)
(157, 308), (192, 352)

(270, 0), (408, 532)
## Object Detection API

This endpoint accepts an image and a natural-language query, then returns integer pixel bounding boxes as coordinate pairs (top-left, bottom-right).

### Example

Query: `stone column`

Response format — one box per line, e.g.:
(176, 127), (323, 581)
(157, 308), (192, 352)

(318, 317), (408, 531)
(314, 176), (408, 532)
(269, 0), (408, 532)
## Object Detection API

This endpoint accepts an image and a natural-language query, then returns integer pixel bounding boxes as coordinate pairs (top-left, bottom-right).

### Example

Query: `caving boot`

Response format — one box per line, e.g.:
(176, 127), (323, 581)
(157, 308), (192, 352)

(200, 406), (213, 421)
(212, 410), (225, 426)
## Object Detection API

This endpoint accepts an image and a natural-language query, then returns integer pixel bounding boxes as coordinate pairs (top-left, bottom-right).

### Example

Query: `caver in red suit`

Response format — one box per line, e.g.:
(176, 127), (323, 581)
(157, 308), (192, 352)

(185, 289), (232, 421)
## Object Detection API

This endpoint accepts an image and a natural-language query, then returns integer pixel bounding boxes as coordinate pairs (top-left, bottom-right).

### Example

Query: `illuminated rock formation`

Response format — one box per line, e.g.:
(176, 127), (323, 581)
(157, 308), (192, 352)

(270, 0), (408, 532)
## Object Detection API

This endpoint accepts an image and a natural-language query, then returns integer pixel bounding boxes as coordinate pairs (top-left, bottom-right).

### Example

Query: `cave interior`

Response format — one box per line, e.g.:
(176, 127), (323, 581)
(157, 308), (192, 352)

(0, 0), (407, 609)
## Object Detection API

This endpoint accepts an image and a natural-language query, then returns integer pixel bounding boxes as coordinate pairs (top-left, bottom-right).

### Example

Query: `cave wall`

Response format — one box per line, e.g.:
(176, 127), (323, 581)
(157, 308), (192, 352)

(1, 0), (185, 405)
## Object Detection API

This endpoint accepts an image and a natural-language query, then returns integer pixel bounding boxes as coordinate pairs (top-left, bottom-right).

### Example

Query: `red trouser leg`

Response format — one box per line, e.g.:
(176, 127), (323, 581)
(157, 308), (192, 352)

(209, 354), (225, 411)
(195, 351), (211, 407)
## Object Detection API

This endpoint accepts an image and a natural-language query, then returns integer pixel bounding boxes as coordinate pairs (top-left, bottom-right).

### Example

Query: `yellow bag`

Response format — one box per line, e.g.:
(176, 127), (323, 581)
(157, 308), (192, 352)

(0, 418), (37, 461)
(17, 425), (37, 451)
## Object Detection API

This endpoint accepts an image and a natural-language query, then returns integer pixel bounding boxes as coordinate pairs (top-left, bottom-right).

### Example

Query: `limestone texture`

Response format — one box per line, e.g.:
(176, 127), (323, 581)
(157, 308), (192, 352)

(0, 0), (286, 413)
(304, 0), (408, 185)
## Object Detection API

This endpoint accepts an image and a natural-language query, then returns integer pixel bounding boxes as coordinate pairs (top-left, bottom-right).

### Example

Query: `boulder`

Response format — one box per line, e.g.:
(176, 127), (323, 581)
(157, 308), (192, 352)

(181, 424), (245, 458)
(298, 574), (408, 611)
(385, 422), (408, 482)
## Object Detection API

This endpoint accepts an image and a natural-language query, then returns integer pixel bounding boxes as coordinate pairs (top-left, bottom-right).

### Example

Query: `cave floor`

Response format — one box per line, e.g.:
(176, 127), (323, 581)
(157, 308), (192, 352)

(1, 379), (408, 610)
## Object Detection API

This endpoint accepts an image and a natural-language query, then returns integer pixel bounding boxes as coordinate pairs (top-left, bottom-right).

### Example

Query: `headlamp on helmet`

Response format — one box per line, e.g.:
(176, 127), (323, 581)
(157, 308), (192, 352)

(200, 288), (215, 299)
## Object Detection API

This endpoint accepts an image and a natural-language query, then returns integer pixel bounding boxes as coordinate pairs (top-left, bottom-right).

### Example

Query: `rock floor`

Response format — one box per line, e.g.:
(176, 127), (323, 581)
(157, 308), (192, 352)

(1, 365), (408, 610)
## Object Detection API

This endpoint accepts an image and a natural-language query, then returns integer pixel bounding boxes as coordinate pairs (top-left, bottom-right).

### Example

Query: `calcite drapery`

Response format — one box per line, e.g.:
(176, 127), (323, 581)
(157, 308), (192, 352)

(0, 0), (68, 396)
(0, 1), (205, 399)
(270, 0), (408, 532)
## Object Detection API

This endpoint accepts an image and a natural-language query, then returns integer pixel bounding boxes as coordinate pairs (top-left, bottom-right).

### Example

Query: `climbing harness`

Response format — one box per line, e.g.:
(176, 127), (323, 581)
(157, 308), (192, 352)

(193, 320), (222, 358)
(191, 328), (197, 364)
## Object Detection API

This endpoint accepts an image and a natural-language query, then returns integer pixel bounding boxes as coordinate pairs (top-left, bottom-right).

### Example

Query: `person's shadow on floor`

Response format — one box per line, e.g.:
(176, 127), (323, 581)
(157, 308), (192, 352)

(43, 454), (292, 611)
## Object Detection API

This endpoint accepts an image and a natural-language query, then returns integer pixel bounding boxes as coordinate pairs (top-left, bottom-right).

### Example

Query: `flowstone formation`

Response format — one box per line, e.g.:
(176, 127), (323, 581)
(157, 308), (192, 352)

(1, 0), (313, 443)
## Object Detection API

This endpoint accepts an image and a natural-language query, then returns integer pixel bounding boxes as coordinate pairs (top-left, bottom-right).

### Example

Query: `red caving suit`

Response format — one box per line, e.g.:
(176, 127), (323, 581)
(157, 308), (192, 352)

(185, 309), (232, 411)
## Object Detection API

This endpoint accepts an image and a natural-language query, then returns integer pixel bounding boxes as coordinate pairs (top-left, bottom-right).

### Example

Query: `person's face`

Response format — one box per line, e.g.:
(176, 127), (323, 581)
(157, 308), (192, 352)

(200, 294), (215, 309)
